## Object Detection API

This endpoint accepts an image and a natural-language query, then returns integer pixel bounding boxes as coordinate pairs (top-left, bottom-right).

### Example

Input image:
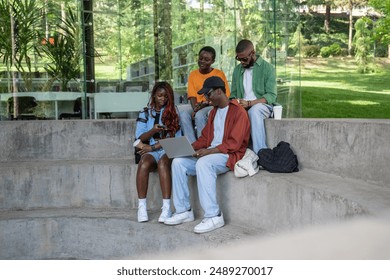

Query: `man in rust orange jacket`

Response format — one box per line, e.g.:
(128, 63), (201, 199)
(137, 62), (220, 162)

(164, 76), (250, 233)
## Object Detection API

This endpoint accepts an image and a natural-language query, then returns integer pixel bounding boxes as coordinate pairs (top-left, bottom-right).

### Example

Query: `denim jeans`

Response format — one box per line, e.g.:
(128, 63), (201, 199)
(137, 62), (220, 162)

(248, 103), (273, 154)
(178, 104), (212, 143)
(171, 153), (229, 218)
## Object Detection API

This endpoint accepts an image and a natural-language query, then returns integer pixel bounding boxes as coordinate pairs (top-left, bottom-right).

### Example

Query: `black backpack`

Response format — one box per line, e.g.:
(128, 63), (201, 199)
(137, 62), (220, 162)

(257, 141), (299, 173)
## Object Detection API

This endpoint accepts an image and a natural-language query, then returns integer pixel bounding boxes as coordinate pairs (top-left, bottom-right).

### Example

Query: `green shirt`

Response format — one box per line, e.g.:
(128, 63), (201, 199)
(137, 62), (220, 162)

(230, 55), (277, 104)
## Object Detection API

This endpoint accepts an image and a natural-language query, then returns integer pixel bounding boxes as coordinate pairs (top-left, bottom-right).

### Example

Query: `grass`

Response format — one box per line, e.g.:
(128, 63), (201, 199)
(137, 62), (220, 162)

(299, 57), (390, 118)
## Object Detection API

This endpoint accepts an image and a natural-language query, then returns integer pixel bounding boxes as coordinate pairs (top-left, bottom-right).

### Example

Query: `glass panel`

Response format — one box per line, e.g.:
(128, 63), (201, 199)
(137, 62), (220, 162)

(0, 0), (86, 120)
(0, 0), (301, 120)
(273, 0), (302, 118)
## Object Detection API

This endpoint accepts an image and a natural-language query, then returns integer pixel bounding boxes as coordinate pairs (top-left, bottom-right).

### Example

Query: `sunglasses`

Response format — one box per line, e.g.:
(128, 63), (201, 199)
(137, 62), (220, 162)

(235, 51), (254, 62)
(204, 88), (216, 98)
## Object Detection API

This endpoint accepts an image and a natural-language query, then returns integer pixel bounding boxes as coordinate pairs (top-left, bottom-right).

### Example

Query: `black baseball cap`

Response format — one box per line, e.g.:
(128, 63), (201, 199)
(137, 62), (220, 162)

(197, 76), (225, 95)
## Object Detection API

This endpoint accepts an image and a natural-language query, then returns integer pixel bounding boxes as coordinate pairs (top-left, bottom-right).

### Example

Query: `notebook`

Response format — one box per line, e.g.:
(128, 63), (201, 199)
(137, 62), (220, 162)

(159, 136), (195, 158)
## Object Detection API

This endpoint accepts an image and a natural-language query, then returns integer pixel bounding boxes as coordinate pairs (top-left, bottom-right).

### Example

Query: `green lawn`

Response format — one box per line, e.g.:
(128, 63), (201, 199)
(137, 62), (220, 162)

(299, 57), (390, 118)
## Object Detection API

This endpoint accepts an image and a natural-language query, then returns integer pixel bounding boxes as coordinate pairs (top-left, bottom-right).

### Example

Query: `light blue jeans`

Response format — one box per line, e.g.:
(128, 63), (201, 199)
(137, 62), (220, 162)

(178, 104), (212, 143)
(171, 153), (229, 218)
(248, 103), (273, 154)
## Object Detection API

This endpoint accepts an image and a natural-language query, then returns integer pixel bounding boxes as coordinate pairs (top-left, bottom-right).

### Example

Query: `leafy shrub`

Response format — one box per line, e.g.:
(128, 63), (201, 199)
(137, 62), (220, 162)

(375, 42), (389, 57)
(310, 33), (348, 49)
(320, 43), (342, 57)
(320, 46), (331, 58)
(302, 45), (320, 57)
(328, 43), (342, 56)
(287, 47), (296, 57)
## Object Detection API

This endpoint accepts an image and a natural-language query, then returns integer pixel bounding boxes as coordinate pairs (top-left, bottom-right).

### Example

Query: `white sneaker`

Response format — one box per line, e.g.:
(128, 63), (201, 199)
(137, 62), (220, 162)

(194, 213), (224, 233)
(137, 204), (148, 222)
(164, 209), (194, 225)
(158, 205), (172, 223)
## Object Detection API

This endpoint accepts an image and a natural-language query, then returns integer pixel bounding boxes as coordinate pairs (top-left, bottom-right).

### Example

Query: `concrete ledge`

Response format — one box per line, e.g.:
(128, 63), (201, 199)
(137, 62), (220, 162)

(1, 119), (389, 259)
(0, 120), (134, 161)
(265, 119), (390, 188)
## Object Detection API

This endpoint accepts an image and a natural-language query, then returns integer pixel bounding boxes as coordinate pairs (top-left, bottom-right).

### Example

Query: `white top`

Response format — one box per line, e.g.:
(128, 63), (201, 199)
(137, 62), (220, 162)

(243, 67), (256, 101)
(210, 106), (229, 148)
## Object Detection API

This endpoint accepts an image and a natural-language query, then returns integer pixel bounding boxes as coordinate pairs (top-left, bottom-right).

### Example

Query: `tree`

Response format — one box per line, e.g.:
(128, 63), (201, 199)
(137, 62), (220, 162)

(290, 23), (308, 55)
(306, 0), (336, 33)
(369, 0), (390, 58)
(335, 0), (368, 56)
(353, 17), (374, 72)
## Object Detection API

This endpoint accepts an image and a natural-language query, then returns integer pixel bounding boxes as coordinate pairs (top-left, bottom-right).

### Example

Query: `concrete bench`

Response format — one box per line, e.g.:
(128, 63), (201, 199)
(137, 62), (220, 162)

(1, 119), (389, 259)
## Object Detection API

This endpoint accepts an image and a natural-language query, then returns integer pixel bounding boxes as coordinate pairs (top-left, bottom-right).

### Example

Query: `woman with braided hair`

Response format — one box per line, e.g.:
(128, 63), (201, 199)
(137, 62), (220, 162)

(134, 81), (181, 223)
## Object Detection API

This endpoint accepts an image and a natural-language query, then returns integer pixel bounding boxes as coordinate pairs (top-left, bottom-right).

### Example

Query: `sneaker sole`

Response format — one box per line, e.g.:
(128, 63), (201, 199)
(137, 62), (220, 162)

(138, 217), (149, 223)
(194, 221), (224, 234)
(158, 217), (170, 223)
(164, 216), (194, 225)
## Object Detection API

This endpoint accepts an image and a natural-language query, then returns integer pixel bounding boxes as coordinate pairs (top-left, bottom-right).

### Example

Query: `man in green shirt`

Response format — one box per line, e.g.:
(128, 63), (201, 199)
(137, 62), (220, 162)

(230, 39), (277, 154)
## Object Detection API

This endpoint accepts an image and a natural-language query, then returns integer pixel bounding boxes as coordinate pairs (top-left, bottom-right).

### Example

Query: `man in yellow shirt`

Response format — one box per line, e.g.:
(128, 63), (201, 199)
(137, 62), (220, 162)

(179, 46), (230, 143)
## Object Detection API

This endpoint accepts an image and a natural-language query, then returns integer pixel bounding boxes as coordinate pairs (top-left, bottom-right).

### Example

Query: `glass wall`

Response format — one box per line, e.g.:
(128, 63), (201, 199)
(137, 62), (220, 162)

(0, 0), (301, 120)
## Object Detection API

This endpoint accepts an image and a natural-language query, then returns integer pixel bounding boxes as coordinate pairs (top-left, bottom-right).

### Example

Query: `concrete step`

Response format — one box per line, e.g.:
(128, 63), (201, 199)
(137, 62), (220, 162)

(3, 159), (390, 231)
(0, 208), (265, 260)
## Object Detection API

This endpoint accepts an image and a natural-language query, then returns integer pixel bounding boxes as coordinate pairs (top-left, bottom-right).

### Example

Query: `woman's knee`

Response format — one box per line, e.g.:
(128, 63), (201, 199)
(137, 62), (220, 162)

(158, 156), (171, 171)
(137, 155), (156, 172)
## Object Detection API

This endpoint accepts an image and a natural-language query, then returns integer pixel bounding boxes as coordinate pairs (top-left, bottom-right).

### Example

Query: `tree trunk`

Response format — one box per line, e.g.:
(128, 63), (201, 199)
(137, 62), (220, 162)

(236, 0), (249, 38)
(9, 5), (19, 118)
(153, 0), (172, 82)
(348, 2), (353, 56)
(44, 0), (49, 40)
(153, 0), (159, 81)
(325, 5), (331, 33)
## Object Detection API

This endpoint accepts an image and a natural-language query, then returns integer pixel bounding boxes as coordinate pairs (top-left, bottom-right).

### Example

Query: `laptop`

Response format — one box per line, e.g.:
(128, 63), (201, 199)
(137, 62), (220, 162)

(159, 136), (196, 158)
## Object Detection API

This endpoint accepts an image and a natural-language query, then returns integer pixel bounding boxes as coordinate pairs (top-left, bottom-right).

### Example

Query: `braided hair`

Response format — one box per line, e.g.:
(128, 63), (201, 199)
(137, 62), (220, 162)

(149, 81), (180, 138)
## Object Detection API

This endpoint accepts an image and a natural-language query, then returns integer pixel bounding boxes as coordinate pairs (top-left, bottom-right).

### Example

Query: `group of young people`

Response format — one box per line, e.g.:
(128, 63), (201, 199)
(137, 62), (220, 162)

(134, 39), (277, 234)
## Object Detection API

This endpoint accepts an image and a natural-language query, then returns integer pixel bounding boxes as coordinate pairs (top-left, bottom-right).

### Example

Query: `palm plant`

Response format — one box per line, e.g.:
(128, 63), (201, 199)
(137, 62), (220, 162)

(39, 7), (82, 91)
(0, 0), (42, 92)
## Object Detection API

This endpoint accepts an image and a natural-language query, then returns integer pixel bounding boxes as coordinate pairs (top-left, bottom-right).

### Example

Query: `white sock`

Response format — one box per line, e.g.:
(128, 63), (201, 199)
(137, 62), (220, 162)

(138, 198), (146, 207)
(162, 199), (170, 208)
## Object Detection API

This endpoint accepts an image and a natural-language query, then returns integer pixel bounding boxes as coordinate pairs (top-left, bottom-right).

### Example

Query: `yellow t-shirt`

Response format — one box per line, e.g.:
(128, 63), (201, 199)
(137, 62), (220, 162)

(187, 68), (230, 103)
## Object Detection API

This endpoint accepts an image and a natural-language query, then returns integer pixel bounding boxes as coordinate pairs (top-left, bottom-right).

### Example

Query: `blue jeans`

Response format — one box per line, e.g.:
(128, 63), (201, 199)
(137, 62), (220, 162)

(171, 153), (229, 218)
(248, 103), (273, 154)
(178, 104), (212, 143)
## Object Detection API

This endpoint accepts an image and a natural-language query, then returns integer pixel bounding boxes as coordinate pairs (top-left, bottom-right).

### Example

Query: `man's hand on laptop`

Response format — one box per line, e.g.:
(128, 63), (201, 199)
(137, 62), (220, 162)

(194, 147), (220, 158)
